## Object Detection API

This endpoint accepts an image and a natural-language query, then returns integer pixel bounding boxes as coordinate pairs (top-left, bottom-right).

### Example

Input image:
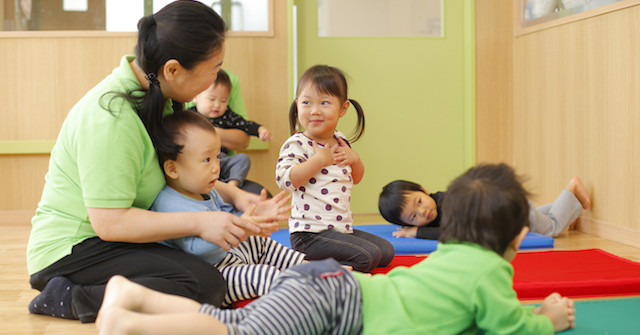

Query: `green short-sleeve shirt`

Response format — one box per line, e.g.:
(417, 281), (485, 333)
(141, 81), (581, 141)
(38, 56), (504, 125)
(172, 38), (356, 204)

(27, 55), (169, 274)
(354, 243), (554, 335)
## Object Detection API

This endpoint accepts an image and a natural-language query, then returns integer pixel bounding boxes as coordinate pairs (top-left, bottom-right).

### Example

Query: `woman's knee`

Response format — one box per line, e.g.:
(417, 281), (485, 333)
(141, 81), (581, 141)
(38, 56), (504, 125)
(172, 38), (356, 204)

(189, 263), (226, 306)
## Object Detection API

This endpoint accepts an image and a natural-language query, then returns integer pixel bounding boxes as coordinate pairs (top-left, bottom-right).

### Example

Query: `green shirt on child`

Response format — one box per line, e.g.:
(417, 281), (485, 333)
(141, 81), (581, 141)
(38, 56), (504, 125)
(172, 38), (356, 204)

(354, 242), (554, 335)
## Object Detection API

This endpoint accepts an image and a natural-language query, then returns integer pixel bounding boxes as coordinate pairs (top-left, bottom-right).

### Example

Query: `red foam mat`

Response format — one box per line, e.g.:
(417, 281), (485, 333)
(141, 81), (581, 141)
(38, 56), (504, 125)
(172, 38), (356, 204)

(233, 249), (640, 307)
(371, 249), (640, 300)
(512, 248), (640, 300)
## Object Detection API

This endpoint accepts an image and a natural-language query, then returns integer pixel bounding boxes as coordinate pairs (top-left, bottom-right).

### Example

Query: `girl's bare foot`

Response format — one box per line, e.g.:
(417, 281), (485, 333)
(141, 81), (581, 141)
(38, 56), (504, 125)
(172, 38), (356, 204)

(567, 177), (591, 210)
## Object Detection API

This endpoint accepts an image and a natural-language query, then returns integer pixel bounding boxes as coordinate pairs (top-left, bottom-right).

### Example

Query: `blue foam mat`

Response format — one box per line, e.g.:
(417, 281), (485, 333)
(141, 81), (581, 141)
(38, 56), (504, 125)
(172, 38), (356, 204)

(270, 224), (554, 255)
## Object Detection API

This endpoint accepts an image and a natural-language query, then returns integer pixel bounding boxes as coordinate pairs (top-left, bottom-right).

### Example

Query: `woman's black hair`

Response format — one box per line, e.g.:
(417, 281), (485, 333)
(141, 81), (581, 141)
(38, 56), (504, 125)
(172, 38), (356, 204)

(105, 0), (226, 154)
(289, 65), (365, 142)
(439, 163), (531, 255)
(378, 180), (426, 226)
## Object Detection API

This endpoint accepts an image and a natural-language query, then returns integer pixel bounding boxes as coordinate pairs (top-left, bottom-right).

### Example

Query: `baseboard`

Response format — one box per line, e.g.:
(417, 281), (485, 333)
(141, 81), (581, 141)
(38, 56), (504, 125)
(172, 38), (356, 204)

(0, 210), (34, 225)
(353, 213), (387, 225)
(578, 217), (640, 249)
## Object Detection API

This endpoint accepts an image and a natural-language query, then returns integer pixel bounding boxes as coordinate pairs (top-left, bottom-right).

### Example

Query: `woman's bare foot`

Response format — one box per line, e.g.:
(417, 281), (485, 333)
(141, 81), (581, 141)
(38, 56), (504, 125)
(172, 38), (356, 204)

(566, 177), (591, 210)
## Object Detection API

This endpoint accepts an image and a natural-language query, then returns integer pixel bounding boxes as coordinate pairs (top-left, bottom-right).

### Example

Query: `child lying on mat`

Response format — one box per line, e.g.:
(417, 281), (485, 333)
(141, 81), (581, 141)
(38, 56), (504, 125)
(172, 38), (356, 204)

(151, 110), (305, 307)
(96, 163), (576, 335)
(379, 175), (591, 239)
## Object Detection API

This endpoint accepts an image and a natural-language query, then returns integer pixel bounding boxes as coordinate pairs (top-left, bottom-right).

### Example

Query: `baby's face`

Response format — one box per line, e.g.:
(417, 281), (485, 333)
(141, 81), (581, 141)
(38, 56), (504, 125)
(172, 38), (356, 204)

(399, 191), (438, 226)
(194, 83), (230, 119)
(170, 125), (221, 199)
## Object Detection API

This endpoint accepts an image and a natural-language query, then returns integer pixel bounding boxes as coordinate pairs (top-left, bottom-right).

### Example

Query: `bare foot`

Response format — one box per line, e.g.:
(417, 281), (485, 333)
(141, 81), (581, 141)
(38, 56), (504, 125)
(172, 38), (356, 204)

(96, 306), (136, 335)
(566, 177), (591, 210)
(569, 218), (579, 230)
(99, 276), (143, 320)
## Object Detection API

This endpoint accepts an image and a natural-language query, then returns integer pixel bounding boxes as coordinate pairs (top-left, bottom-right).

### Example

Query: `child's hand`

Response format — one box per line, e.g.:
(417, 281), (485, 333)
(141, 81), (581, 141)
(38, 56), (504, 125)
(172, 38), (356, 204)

(251, 190), (292, 218)
(311, 141), (335, 167)
(332, 138), (360, 167)
(392, 226), (418, 238)
(240, 203), (281, 237)
(243, 190), (292, 237)
(258, 126), (272, 141)
(535, 292), (576, 332)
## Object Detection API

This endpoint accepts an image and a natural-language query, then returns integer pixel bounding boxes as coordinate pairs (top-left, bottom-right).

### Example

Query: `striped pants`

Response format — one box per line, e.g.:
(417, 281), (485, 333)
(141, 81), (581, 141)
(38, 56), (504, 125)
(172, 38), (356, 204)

(201, 258), (363, 335)
(216, 236), (306, 306)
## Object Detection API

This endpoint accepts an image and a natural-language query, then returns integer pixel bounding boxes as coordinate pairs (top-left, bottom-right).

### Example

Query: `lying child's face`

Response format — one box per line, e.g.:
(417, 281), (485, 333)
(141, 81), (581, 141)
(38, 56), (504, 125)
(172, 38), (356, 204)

(400, 191), (438, 226)
(194, 83), (230, 119)
(169, 125), (221, 200)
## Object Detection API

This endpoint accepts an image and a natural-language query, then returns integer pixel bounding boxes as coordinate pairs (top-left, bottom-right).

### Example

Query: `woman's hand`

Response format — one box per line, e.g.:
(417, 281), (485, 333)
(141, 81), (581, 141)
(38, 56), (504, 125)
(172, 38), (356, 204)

(88, 207), (260, 251)
(196, 211), (261, 251)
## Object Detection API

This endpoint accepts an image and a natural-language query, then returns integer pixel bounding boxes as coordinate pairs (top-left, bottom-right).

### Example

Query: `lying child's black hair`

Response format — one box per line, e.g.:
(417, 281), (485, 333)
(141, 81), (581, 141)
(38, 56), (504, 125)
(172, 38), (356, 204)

(440, 163), (531, 255)
(378, 180), (426, 226)
(156, 109), (217, 168)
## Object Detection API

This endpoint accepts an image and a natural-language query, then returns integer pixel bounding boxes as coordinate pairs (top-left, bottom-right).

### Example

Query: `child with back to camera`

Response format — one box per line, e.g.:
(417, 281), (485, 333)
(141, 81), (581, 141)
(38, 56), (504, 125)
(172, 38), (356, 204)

(379, 176), (591, 239)
(190, 69), (272, 189)
(275, 65), (394, 272)
(96, 163), (576, 335)
(151, 110), (305, 306)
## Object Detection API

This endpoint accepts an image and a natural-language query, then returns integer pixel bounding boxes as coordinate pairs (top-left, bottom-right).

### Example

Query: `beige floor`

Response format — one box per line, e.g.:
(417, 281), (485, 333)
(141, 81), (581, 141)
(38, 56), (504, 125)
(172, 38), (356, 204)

(2, 213), (639, 334)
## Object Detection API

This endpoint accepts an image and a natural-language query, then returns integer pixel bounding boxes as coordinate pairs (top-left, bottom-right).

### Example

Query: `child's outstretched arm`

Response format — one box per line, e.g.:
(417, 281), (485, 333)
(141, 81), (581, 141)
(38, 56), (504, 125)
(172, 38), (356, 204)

(534, 292), (576, 332)
(333, 137), (364, 184)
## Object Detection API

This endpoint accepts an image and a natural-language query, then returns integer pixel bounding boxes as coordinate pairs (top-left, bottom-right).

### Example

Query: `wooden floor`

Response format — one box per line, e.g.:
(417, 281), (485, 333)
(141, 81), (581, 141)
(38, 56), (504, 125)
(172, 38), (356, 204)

(2, 213), (639, 334)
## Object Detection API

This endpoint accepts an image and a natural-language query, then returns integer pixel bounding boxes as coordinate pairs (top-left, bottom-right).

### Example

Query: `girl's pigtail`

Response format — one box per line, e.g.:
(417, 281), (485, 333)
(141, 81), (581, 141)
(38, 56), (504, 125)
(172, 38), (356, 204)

(288, 100), (299, 135)
(348, 98), (365, 142)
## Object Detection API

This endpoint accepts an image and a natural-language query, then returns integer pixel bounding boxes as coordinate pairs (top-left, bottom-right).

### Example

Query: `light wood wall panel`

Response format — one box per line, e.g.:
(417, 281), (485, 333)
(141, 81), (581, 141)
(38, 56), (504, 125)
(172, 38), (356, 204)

(475, 0), (513, 164)
(477, 1), (640, 237)
(512, 5), (640, 231)
(0, 33), (137, 211)
(0, 0), (289, 211)
(222, 0), (290, 195)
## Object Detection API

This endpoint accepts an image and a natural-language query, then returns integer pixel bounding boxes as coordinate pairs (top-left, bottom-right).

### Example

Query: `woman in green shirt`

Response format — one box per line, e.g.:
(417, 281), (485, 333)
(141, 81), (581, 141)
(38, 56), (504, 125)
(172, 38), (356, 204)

(27, 0), (274, 323)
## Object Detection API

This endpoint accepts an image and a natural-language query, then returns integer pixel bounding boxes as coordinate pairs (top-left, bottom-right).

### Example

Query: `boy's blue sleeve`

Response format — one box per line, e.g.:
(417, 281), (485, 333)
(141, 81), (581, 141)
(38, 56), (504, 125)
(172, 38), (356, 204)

(170, 236), (227, 265)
